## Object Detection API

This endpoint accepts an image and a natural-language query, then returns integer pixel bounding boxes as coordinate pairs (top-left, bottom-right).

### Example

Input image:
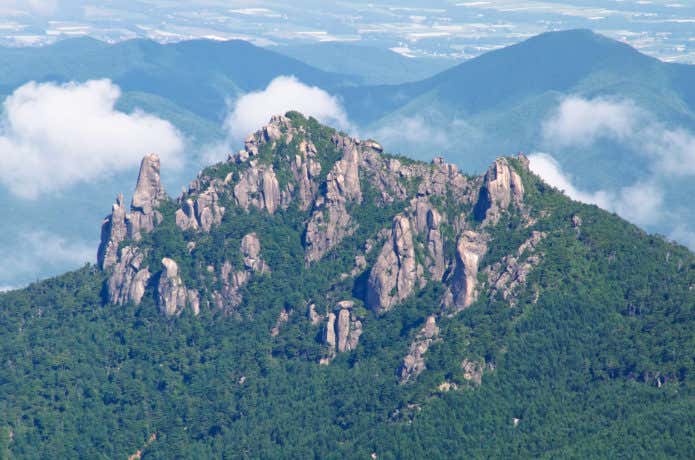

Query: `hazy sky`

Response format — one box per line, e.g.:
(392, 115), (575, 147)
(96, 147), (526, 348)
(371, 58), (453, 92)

(2, 0), (695, 62)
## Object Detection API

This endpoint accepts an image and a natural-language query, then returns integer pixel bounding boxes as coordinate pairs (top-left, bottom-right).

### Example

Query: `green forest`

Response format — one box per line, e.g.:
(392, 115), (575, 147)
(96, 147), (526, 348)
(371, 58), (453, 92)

(0, 114), (693, 459)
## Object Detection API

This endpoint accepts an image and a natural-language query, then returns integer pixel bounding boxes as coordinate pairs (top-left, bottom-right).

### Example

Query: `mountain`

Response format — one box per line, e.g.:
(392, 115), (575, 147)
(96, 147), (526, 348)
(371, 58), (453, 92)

(0, 37), (356, 134)
(0, 37), (360, 288)
(1, 113), (693, 458)
(341, 29), (695, 248)
(271, 42), (460, 85)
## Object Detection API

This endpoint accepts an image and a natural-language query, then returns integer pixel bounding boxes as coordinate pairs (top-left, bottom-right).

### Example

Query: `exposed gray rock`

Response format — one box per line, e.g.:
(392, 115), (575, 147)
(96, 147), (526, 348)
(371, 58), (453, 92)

(107, 246), (150, 306)
(336, 308), (351, 353)
(175, 184), (226, 232)
(304, 135), (363, 263)
(157, 257), (199, 317)
(400, 316), (439, 383)
(485, 231), (546, 305)
(413, 199), (446, 281)
(445, 231), (488, 312)
(320, 312), (338, 364)
(293, 140), (322, 211)
(233, 162), (282, 214)
(475, 158), (524, 225)
(213, 233), (269, 311)
(98, 193), (127, 270)
(127, 154), (167, 240)
(241, 233), (270, 273)
(322, 302), (364, 361)
(367, 215), (420, 314)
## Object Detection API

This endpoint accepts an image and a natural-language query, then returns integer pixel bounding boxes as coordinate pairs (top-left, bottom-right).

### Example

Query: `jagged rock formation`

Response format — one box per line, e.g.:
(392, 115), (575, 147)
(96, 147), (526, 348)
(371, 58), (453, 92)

(304, 134), (362, 263)
(475, 158), (524, 225)
(240, 233), (269, 273)
(413, 199), (446, 281)
(98, 154), (167, 270)
(157, 258), (199, 317)
(127, 154), (167, 240)
(444, 231), (488, 312)
(400, 316), (439, 383)
(97, 113), (538, 377)
(367, 215), (422, 314)
(213, 233), (269, 311)
(106, 246), (150, 306)
(97, 193), (127, 270)
(485, 231), (546, 304)
(233, 163), (282, 214)
(321, 301), (363, 363)
(175, 182), (225, 232)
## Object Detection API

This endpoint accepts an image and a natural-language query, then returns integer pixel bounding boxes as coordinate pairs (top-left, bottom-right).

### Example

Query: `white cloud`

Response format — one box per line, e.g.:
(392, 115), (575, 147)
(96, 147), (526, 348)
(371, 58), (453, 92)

(0, 79), (185, 199)
(528, 152), (663, 227)
(543, 96), (695, 176)
(371, 114), (473, 154)
(542, 96), (638, 147)
(224, 75), (350, 142)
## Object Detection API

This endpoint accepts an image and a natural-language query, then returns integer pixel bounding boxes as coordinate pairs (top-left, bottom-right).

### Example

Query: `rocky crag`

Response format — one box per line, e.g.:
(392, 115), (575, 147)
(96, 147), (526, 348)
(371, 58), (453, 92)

(98, 112), (545, 379)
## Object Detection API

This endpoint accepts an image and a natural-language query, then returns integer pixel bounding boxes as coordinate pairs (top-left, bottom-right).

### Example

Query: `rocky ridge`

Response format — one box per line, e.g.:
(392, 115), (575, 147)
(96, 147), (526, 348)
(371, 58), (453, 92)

(97, 112), (539, 383)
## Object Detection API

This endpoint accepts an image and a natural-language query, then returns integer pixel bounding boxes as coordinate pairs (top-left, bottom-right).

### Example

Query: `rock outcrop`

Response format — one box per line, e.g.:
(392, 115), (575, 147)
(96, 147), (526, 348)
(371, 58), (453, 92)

(321, 301), (363, 363)
(304, 135), (363, 263)
(233, 162), (282, 214)
(367, 215), (421, 314)
(413, 199), (446, 281)
(106, 246), (150, 306)
(175, 184), (225, 232)
(157, 258), (199, 317)
(474, 158), (524, 225)
(485, 231), (546, 305)
(127, 154), (167, 240)
(98, 155), (167, 269)
(400, 316), (439, 383)
(98, 193), (127, 270)
(240, 233), (269, 273)
(445, 231), (488, 312)
(213, 233), (269, 311)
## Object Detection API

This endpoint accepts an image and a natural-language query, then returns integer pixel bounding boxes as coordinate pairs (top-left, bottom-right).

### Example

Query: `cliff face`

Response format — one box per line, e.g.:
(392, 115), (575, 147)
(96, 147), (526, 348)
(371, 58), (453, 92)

(97, 112), (536, 377)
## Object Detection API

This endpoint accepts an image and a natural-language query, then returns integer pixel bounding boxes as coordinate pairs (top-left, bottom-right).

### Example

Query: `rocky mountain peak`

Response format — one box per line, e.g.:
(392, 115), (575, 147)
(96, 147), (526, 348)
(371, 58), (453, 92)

(96, 113), (540, 373)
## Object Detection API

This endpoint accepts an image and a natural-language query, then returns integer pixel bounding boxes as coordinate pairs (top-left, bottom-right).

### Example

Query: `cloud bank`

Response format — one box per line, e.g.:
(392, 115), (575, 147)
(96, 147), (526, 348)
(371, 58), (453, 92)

(543, 96), (695, 176)
(0, 79), (185, 199)
(542, 96), (638, 147)
(528, 152), (664, 228)
(224, 76), (350, 141)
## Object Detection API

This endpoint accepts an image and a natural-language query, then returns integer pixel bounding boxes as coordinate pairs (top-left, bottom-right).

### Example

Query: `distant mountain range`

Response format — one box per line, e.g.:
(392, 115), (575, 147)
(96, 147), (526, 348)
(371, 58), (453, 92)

(1, 29), (694, 288)
(271, 42), (460, 85)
